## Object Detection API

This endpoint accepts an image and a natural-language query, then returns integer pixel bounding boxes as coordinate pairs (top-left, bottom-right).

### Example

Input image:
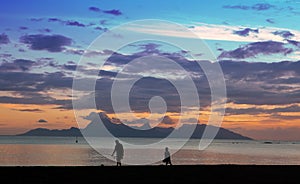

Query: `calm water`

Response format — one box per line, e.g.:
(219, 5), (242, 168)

(0, 136), (300, 166)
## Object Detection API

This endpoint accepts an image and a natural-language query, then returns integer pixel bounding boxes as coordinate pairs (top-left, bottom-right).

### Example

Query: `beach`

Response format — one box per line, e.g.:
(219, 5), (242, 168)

(1, 165), (299, 183)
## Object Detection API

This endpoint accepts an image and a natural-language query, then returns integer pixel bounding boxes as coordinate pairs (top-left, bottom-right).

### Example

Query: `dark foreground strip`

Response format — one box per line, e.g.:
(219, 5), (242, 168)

(0, 165), (299, 183)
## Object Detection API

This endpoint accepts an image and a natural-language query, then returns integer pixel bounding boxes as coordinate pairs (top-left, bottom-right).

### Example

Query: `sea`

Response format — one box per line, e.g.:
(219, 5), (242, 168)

(0, 136), (300, 166)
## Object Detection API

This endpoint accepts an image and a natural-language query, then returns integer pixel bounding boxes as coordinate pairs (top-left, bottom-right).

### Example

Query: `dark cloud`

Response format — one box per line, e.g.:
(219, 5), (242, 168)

(273, 30), (294, 39)
(65, 21), (85, 27)
(12, 108), (44, 112)
(38, 28), (51, 33)
(223, 5), (250, 10)
(287, 39), (300, 48)
(252, 3), (274, 11)
(100, 20), (107, 25)
(223, 3), (274, 11)
(266, 19), (275, 24)
(89, 6), (101, 12)
(103, 9), (122, 16)
(88, 6), (122, 16)
(48, 18), (60, 22)
(220, 60), (300, 105)
(218, 41), (293, 59)
(2, 43), (300, 117)
(0, 33), (10, 44)
(0, 71), (73, 93)
(62, 61), (77, 71)
(0, 59), (36, 72)
(19, 26), (28, 30)
(0, 94), (71, 106)
(20, 34), (72, 52)
(233, 28), (259, 37)
(37, 119), (47, 123)
(94, 26), (108, 32)
(29, 18), (44, 22)
(47, 18), (86, 27)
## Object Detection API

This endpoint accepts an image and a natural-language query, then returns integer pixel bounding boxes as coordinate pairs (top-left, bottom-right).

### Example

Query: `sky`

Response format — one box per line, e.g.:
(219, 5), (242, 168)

(1, 0), (300, 140)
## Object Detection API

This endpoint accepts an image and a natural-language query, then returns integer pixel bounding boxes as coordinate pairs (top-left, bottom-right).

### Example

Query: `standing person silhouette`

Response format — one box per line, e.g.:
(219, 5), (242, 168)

(162, 147), (172, 165)
(111, 140), (124, 166)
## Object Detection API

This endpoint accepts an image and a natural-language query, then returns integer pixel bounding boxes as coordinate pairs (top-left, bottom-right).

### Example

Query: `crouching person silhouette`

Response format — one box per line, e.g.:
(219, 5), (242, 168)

(112, 140), (124, 166)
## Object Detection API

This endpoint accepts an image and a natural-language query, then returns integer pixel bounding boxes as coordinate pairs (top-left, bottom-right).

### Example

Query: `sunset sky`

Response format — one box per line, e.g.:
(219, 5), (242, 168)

(1, 0), (300, 140)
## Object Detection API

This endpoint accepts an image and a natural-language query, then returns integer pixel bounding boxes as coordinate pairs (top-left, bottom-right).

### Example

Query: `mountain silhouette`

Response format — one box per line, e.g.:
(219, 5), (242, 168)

(18, 115), (251, 140)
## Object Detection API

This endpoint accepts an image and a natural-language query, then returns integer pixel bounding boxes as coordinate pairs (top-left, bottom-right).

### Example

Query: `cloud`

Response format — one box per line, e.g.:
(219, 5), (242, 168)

(19, 26), (28, 30)
(0, 33), (10, 44)
(252, 3), (274, 11)
(233, 28), (259, 37)
(0, 59), (36, 72)
(88, 6), (122, 16)
(47, 18), (86, 27)
(103, 9), (122, 16)
(38, 28), (51, 33)
(89, 6), (101, 12)
(65, 21), (85, 27)
(218, 41), (293, 59)
(29, 18), (44, 22)
(219, 60), (300, 105)
(20, 34), (72, 52)
(223, 3), (275, 11)
(12, 108), (44, 112)
(225, 105), (300, 116)
(128, 22), (300, 43)
(266, 18), (275, 24)
(37, 119), (47, 123)
(287, 39), (300, 48)
(223, 5), (250, 10)
(273, 30), (295, 39)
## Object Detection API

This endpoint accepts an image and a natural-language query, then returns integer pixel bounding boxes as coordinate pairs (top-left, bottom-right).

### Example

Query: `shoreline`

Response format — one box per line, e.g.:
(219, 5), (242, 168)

(1, 165), (299, 183)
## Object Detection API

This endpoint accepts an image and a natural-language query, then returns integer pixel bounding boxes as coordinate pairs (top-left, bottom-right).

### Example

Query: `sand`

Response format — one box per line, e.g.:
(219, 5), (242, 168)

(1, 165), (299, 183)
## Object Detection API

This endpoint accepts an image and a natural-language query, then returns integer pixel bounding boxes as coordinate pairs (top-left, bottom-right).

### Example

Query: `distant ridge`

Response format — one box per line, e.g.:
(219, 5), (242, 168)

(18, 117), (252, 140)
(18, 127), (82, 137)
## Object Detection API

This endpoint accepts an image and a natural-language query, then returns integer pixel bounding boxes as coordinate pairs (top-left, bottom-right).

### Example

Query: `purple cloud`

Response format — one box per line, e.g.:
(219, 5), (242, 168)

(103, 9), (122, 16)
(48, 18), (86, 27)
(223, 3), (274, 11)
(19, 26), (28, 30)
(20, 34), (72, 52)
(223, 5), (250, 10)
(88, 6), (122, 16)
(65, 21), (85, 27)
(266, 18), (275, 24)
(30, 18), (44, 22)
(48, 18), (60, 22)
(273, 30), (295, 39)
(38, 28), (51, 33)
(0, 59), (36, 72)
(0, 33), (10, 44)
(218, 41), (293, 59)
(233, 28), (259, 37)
(252, 3), (274, 11)
(287, 39), (300, 48)
(89, 6), (101, 12)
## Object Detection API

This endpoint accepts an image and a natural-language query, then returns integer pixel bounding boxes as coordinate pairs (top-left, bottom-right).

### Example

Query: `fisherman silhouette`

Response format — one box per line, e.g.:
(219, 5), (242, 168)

(112, 140), (124, 166)
(162, 147), (172, 165)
